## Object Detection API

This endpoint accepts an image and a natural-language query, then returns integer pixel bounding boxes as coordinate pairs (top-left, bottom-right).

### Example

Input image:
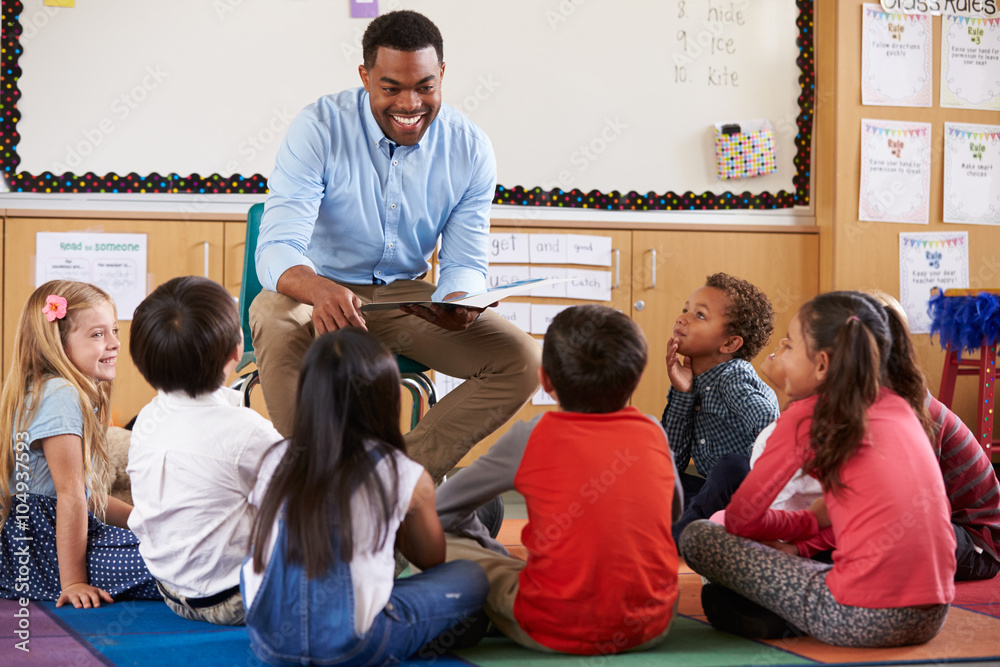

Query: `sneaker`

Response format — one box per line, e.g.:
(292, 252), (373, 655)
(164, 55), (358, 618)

(700, 583), (804, 640)
(475, 495), (505, 539)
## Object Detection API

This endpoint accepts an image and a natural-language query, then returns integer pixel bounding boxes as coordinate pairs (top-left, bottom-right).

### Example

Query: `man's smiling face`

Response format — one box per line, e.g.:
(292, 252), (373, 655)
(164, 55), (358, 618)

(359, 46), (444, 146)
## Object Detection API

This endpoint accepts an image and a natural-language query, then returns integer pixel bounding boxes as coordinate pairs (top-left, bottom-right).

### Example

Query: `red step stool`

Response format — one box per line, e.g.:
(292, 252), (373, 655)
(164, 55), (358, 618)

(933, 289), (998, 457)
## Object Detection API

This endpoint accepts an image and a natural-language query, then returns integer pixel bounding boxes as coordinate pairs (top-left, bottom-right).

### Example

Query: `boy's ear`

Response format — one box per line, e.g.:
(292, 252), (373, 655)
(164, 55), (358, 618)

(719, 335), (744, 356)
(538, 367), (557, 398)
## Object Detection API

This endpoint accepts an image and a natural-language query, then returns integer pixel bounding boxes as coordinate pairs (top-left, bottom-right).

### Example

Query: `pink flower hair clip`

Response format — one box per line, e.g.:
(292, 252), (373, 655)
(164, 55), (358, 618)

(44, 295), (68, 322)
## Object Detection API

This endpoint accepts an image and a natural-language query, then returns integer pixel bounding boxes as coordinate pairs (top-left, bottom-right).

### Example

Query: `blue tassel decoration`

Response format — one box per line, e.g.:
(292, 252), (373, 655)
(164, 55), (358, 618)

(928, 290), (1000, 353)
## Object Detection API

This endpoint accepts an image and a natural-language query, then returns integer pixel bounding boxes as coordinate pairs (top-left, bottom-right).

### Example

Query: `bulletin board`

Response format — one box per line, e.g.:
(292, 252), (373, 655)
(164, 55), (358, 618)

(1, 0), (815, 211)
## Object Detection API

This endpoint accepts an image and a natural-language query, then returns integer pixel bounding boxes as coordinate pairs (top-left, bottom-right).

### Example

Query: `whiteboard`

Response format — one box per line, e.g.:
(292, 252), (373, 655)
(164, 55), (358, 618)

(12, 0), (811, 205)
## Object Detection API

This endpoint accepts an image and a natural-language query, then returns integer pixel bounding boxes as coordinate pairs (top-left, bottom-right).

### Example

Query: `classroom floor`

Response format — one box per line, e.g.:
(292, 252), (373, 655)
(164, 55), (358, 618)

(4, 490), (1000, 666)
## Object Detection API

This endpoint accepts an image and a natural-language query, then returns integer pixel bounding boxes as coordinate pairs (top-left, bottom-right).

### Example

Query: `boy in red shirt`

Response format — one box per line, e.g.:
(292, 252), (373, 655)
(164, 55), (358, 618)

(435, 305), (682, 655)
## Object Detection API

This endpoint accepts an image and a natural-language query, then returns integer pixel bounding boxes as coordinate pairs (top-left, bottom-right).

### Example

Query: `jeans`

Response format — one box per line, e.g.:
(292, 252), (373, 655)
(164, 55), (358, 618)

(673, 454), (750, 545)
(954, 523), (1000, 581)
(244, 519), (489, 666)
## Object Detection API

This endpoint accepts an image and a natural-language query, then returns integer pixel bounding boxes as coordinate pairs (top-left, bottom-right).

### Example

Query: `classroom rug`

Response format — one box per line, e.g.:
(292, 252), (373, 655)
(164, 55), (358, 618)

(2, 519), (999, 667)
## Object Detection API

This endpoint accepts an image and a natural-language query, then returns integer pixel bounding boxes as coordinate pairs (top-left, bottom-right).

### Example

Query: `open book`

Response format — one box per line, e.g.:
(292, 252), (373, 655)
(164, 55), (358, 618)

(360, 278), (570, 311)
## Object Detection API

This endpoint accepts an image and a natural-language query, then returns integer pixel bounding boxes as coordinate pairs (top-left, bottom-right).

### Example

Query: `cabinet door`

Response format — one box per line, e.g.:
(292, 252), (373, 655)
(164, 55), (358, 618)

(630, 230), (820, 417)
(456, 227), (632, 464)
(3, 218), (226, 425)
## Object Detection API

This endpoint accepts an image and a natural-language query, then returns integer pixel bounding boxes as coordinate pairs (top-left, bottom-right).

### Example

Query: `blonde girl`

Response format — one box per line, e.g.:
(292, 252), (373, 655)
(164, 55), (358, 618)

(0, 281), (156, 608)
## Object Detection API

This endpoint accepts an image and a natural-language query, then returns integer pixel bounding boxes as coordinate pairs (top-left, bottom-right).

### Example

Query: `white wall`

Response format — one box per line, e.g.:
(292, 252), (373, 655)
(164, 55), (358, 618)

(15, 0), (805, 198)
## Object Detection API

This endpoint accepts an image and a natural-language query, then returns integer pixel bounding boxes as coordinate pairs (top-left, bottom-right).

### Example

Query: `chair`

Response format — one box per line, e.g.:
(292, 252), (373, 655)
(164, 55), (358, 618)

(230, 203), (437, 430)
(929, 288), (998, 456)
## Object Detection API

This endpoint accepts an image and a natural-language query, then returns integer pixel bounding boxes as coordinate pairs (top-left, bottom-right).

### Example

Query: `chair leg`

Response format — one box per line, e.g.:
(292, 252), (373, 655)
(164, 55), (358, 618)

(401, 379), (425, 431)
(976, 344), (997, 456)
(230, 370), (260, 409)
(939, 346), (960, 408)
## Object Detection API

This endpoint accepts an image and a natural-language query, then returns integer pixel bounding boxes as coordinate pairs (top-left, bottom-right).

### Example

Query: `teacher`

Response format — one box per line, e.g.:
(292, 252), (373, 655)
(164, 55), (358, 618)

(251, 10), (540, 482)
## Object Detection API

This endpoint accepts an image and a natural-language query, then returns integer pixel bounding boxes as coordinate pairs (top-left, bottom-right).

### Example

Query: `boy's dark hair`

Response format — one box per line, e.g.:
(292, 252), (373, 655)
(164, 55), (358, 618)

(130, 276), (241, 398)
(705, 272), (774, 360)
(542, 305), (647, 414)
(362, 10), (443, 69)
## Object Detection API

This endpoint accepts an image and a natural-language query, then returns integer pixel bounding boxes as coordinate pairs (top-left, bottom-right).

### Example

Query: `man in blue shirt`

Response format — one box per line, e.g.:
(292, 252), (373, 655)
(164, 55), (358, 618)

(251, 10), (540, 482)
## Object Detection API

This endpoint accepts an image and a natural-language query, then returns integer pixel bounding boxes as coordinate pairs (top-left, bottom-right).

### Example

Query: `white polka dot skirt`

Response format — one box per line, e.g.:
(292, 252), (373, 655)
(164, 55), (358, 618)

(1, 493), (158, 601)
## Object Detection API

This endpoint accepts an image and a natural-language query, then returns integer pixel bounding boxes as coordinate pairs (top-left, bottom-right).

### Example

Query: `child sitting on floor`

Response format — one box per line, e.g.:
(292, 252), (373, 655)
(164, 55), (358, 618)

(127, 276), (283, 625)
(436, 305), (682, 655)
(0, 281), (157, 607)
(682, 291), (955, 647)
(861, 291), (999, 581)
(662, 272), (779, 541)
(244, 329), (488, 665)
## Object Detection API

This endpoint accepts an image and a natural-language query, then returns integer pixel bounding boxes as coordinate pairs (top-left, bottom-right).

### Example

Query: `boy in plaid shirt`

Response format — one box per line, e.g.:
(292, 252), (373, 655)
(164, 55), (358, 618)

(661, 273), (779, 531)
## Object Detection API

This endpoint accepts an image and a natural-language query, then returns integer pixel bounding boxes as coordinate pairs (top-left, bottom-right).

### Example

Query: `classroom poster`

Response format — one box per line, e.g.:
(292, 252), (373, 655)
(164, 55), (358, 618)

(940, 15), (1000, 110)
(859, 119), (932, 224)
(861, 5), (933, 107)
(899, 232), (969, 334)
(34, 232), (148, 319)
(944, 123), (1000, 226)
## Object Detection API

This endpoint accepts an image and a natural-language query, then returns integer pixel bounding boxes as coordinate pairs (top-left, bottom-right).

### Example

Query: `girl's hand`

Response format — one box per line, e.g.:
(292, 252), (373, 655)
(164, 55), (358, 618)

(760, 540), (798, 556)
(666, 336), (694, 393)
(56, 582), (113, 609)
(809, 497), (831, 529)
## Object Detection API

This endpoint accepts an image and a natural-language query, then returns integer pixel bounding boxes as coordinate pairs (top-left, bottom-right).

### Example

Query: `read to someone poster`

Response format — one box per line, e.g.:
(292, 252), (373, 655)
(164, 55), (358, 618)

(944, 122), (1000, 225)
(899, 232), (969, 334)
(859, 119), (932, 223)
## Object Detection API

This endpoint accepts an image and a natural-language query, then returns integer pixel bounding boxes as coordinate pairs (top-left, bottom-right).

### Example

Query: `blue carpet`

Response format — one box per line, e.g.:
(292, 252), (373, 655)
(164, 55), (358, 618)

(38, 601), (472, 667)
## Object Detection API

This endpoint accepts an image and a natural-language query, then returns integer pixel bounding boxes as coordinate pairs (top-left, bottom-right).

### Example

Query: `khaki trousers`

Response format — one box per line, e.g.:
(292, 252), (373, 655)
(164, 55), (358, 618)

(249, 280), (541, 481)
(443, 535), (676, 654)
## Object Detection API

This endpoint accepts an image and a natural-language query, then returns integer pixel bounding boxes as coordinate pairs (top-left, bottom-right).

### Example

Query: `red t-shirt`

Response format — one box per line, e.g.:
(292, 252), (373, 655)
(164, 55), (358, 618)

(725, 389), (955, 608)
(513, 408), (679, 654)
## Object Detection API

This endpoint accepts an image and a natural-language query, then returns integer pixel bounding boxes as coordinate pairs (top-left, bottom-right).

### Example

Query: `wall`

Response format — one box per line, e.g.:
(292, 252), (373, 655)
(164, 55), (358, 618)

(819, 0), (1000, 435)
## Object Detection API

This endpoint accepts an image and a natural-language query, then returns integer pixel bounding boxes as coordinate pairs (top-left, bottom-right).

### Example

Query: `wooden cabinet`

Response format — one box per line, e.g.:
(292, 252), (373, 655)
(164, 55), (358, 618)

(454, 226), (820, 465)
(456, 227), (633, 462)
(0, 215), (819, 460)
(629, 230), (821, 417)
(2, 217), (226, 426)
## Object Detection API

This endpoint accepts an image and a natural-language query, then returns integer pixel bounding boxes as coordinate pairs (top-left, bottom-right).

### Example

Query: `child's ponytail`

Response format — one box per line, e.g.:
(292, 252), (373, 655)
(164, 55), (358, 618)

(862, 291), (936, 448)
(800, 293), (890, 494)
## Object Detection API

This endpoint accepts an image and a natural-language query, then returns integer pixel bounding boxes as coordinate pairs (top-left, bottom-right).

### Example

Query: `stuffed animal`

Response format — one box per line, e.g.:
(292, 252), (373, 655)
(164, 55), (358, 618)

(106, 426), (133, 505)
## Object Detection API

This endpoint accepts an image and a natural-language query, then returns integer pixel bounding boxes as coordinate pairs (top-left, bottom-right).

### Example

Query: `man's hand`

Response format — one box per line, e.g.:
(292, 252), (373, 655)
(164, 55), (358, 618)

(276, 267), (367, 335)
(666, 336), (694, 392)
(311, 281), (367, 334)
(401, 304), (484, 331)
(401, 292), (495, 332)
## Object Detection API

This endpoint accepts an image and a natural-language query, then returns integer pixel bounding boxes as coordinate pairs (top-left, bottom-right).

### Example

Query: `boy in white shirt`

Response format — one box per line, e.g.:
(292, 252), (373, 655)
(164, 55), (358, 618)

(127, 276), (282, 625)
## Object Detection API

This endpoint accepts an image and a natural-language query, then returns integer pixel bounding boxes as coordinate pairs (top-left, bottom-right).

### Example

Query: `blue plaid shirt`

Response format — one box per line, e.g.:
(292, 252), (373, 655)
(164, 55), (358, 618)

(660, 358), (779, 476)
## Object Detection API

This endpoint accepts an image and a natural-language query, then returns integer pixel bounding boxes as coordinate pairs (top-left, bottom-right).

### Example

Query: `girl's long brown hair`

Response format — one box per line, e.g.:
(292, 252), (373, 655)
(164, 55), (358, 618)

(862, 290), (936, 446)
(249, 329), (406, 578)
(800, 292), (890, 494)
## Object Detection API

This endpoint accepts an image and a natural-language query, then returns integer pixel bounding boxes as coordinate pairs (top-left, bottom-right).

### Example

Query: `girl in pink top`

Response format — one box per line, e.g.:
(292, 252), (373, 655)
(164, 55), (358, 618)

(680, 291), (955, 647)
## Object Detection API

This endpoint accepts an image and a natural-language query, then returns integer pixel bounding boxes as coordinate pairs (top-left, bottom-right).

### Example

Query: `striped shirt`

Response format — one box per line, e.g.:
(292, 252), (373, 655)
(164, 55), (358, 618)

(928, 394), (1000, 563)
(661, 358), (779, 476)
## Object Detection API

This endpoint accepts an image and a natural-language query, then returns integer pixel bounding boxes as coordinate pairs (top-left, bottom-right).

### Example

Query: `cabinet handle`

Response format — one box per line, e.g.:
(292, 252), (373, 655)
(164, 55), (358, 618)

(203, 241), (210, 278)
(612, 248), (620, 289)
(649, 248), (657, 289)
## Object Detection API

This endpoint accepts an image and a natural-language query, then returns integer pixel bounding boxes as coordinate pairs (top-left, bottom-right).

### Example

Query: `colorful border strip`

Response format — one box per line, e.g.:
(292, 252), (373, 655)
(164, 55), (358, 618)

(0, 0), (814, 210)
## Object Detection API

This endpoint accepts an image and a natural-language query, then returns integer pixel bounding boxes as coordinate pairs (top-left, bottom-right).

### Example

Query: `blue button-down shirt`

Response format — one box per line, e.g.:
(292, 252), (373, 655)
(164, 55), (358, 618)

(660, 358), (779, 476)
(256, 88), (497, 301)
